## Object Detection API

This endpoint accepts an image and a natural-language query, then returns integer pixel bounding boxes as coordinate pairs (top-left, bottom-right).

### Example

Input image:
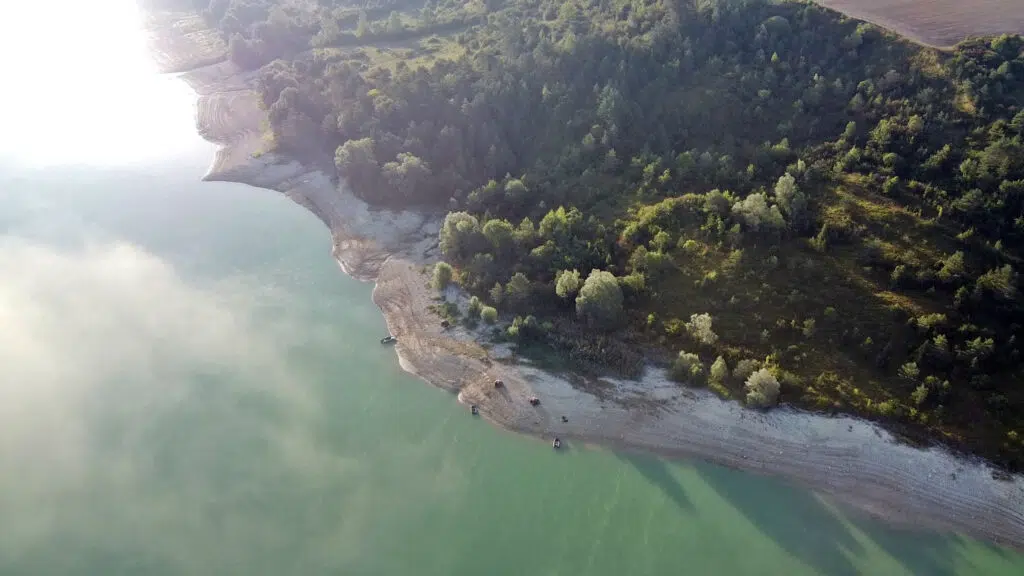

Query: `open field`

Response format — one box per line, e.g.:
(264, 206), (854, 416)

(816, 0), (1024, 47)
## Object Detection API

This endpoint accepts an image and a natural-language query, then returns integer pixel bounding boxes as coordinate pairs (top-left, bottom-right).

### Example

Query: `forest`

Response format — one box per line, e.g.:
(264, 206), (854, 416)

(177, 0), (1023, 470)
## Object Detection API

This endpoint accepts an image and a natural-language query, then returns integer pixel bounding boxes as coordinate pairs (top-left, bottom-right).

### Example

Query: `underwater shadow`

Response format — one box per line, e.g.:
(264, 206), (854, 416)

(695, 461), (864, 576)
(618, 451), (694, 512)
(844, 513), (958, 576)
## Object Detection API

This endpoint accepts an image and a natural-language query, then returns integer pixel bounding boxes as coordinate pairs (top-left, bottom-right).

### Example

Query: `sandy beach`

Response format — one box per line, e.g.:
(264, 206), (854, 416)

(142, 7), (1024, 549)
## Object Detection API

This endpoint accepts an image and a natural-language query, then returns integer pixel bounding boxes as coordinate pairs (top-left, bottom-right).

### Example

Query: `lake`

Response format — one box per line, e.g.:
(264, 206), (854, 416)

(0, 1), (1022, 574)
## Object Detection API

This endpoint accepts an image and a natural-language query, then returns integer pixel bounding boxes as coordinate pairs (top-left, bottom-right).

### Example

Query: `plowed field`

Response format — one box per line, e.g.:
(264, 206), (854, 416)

(817, 0), (1024, 47)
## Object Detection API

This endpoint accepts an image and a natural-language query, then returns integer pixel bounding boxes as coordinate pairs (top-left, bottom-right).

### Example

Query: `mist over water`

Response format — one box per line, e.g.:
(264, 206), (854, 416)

(0, 1), (1022, 574)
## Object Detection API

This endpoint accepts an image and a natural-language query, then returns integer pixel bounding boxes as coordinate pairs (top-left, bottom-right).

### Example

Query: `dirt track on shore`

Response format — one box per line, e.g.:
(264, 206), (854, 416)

(142, 7), (1024, 550)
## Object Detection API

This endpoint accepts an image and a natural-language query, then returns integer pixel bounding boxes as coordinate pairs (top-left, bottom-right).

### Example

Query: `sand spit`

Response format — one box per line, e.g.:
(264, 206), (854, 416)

(815, 0), (1024, 49)
(142, 9), (1024, 549)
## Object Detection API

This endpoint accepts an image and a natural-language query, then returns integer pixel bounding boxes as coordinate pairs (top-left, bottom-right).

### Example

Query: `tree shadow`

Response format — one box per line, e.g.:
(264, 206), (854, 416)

(617, 451), (694, 512)
(695, 461), (864, 576)
(844, 515), (956, 576)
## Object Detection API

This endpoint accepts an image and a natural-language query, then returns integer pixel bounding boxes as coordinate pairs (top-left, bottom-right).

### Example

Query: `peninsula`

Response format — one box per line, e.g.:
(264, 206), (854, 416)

(140, 0), (1024, 548)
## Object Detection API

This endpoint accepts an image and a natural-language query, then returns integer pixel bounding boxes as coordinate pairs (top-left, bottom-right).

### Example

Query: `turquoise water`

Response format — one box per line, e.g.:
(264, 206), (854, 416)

(3, 144), (1022, 576)
(0, 1), (1023, 574)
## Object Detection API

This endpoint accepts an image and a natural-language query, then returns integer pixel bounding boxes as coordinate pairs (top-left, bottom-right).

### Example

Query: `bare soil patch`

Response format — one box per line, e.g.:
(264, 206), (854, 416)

(817, 0), (1024, 48)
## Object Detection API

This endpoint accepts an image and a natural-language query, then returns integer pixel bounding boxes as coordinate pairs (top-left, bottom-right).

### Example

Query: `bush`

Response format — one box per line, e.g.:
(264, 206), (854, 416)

(433, 261), (453, 291)
(671, 351), (706, 386)
(505, 272), (532, 305)
(912, 383), (930, 406)
(745, 368), (781, 407)
(898, 361), (920, 381)
(489, 282), (504, 305)
(709, 356), (729, 384)
(685, 313), (718, 345)
(507, 315), (542, 341)
(733, 358), (761, 383)
(576, 269), (624, 328)
(555, 269), (582, 299)
(467, 296), (482, 319)
(481, 306), (498, 324)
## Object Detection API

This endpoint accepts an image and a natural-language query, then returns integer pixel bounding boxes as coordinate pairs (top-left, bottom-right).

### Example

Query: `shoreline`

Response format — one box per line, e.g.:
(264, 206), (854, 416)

(142, 8), (1024, 550)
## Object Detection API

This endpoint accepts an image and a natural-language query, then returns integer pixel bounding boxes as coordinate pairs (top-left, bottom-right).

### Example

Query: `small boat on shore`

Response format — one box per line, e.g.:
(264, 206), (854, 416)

(380, 335), (397, 345)
(552, 437), (562, 449)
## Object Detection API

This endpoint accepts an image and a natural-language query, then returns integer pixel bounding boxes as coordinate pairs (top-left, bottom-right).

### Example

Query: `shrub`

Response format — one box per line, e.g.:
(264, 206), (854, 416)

(710, 356), (729, 385)
(974, 265), (1017, 301)
(480, 306), (498, 324)
(505, 272), (532, 305)
(914, 313), (947, 332)
(685, 313), (718, 345)
(745, 368), (781, 407)
(619, 272), (647, 298)
(937, 251), (966, 283)
(882, 176), (900, 195)
(890, 265), (911, 288)
(555, 269), (582, 299)
(576, 269), (624, 328)
(875, 399), (900, 417)
(774, 172), (807, 223)
(433, 262), (453, 291)
(489, 282), (504, 305)
(651, 231), (673, 252)
(912, 383), (930, 406)
(439, 212), (482, 261)
(801, 318), (816, 338)
(733, 192), (785, 231)
(733, 358), (761, 383)
(467, 296), (482, 319)
(671, 351), (706, 386)
(507, 315), (542, 341)
(680, 238), (701, 253)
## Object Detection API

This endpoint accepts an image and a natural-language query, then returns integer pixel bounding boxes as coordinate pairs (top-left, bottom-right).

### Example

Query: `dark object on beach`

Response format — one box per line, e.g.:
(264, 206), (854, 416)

(552, 437), (562, 449)
(381, 335), (397, 345)
(471, 405), (479, 416)
(561, 416), (568, 423)
(528, 397), (540, 406)
(441, 320), (450, 329)
(494, 379), (504, 388)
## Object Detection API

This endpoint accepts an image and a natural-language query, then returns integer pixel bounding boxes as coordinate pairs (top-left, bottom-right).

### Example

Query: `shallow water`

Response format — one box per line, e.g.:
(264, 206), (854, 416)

(0, 1), (1022, 574)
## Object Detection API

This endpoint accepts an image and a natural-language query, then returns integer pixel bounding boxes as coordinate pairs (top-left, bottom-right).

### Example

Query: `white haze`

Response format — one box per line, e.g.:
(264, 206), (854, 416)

(0, 0), (197, 165)
(0, 238), (357, 571)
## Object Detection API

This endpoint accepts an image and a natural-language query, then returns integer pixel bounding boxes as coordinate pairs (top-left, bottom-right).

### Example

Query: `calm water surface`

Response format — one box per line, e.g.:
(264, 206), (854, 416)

(0, 1), (1022, 574)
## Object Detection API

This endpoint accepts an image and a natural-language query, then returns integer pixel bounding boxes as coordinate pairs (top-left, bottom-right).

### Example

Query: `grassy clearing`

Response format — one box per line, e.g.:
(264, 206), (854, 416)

(630, 176), (979, 436)
(316, 35), (465, 74)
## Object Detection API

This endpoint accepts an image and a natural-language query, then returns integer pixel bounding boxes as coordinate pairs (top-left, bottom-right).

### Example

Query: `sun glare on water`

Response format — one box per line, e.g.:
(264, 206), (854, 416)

(0, 0), (199, 166)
